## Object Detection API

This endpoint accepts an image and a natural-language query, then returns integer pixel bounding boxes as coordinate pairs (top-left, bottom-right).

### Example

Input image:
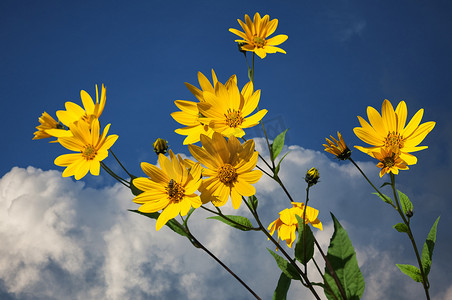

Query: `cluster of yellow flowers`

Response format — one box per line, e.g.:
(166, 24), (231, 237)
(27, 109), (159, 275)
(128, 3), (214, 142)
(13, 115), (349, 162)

(324, 100), (435, 177)
(33, 85), (118, 180)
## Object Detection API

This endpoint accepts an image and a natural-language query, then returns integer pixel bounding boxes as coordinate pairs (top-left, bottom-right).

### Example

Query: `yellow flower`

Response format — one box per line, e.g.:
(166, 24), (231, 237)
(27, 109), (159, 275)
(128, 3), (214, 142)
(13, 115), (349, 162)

(229, 12), (288, 59)
(353, 99), (436, 165)
(197, 78), (267, 138)
(188, 132), (262, 209)
(373, 147), (409, 177)
(171, 70), (236, 144)
(268, 202), (323, 248)
(55, 84), (107, 130)
(132, 150), (203, 231)
(323, 132), (351, 160)
(54, 118), (118, 180)
(33, 111), (68, 140)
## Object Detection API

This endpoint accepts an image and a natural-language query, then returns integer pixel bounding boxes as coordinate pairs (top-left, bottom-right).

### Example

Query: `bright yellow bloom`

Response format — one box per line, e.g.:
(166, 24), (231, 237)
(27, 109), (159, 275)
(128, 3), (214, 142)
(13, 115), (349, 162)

(197, 78), (267, 138)
(188, 132), (262, 209)
(323, 132), (351, 160)
(54, 118), (118, 180)
(171, 70), (236, 144)
(353, 99), (436, 165)
(268, 202), (323, 248)
(53, 84), (107, 133)
(373, 148), (409, 177)
(132, 150), (203, 231)
(229, 12), (288, 59)
(33, 112), (68, 140)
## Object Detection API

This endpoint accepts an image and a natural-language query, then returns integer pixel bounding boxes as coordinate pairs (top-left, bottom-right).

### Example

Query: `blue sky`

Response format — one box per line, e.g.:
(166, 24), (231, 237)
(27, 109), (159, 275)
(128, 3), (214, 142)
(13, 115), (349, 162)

(1, 1), (451, 299)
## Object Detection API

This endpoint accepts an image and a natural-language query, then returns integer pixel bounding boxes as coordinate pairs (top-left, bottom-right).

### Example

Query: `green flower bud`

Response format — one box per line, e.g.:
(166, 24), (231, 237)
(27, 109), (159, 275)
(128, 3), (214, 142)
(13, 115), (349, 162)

(153, 138), (169, 155)
(305, 167), (320, 187)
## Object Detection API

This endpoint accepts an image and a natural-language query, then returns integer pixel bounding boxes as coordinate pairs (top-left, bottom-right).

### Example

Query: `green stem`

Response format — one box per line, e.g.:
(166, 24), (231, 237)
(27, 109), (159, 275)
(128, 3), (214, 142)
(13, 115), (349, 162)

(100, 162), (130, 187)
(390, 174), (430, 300)
(109, 149), (133, 178)
(349, 158), (396, 208)
(183, 220), (262, 300)
(199, 205), (259, 231)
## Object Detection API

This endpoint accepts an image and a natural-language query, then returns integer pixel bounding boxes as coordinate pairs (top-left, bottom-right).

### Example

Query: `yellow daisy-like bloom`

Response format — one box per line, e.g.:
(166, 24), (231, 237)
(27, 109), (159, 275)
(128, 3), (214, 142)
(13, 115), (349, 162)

(373, 148), (409, 178)
(33, 111), (67, 140)
(229, 12), (288, 59)
(353, 99), (436, 165)
(323, 132), (351, 160)
(188, 132), (262, 209)
(54, 118), (118, 180)
(171, 70), (236, 145)
(198, 78), (267, 138)
(132, 150), (203, 231)
(52, 84), (107, 136)
(268, 202), (323, 248)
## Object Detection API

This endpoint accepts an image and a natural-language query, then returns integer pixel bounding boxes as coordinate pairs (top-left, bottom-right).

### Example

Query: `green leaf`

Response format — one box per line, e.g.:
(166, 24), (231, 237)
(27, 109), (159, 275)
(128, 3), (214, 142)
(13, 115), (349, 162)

(324, 213), (365, 300)
(128, 210), (189, 238)
(421, 216), (440, 276)
(129, 175), (144, 196)
(396, 264), (423, 282)
(393, 223), (409, 233)
(267, 248), (301, 280)
(274, 152), (290, 178)
(397, 190), (414, 215)
(207, 215), (253, 231)
(248, 195), (258, 210)
(294, 215), (314, 264)
(380, 182), (391, 188)
(271, 129), (289, 161)
(273, 272), (291, 300)
(373, 192), (393, 205)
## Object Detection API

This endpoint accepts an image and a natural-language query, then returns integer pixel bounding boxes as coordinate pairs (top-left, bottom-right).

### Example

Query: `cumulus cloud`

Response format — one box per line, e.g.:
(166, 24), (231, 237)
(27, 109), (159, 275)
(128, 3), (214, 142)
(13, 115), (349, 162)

(0, 141), (449, 299)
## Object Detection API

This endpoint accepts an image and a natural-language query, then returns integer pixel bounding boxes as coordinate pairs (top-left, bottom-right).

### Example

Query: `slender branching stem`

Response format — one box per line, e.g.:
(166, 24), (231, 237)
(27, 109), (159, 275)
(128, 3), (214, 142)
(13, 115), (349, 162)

(100, 162), (130, 187)
(109, 149), (133, 178)
(390, 174), (430, 300)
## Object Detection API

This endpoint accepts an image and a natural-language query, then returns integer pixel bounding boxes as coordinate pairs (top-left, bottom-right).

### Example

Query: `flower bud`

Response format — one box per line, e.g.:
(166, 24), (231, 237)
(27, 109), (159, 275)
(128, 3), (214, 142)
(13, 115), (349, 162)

(153, 138), (169, 155)
(406, 210), (414, 218)
(237, 42), (248, 55)
(305, 167), (320, 187)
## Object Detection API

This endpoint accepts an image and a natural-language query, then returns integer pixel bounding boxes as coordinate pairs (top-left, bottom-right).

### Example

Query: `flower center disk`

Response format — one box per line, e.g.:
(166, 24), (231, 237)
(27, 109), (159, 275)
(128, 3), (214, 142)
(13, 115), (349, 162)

(166, 180), (185, 203)
(384, 132), (403, 150)
(253, 36), (265, 47)
(82, 145), (97, 160)
(217, 164), (238, 184)
(224, 109), (244, 128)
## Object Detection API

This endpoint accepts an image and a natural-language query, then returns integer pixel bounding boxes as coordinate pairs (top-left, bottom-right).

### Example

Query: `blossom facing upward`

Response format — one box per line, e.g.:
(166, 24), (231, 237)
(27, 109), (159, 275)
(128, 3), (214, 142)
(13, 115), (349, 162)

(373, 148), (409, 177)
(229, 12), (288, 59)
(353, 99), (435, 165)
(54, 118), (118, 180)
(188, 132), (262, 209)
(323, 132), (351, 160)
(268, 202), (323, 248)
(171, 70), (236, 145)
(54, 84), (107, 132)
(33, 111), (66, 140)
(197, 79), (267, 138)
(132, 150), (203, 231)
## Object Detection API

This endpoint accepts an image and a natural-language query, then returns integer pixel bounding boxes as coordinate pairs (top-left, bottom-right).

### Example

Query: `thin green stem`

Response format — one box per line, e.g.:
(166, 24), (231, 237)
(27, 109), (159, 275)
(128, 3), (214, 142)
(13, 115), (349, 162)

(100, 162), (130, 187)
(183, 221), (262, 300)
(109, 149), (133, 178)
(349, 158), (396, 208)
(199, 205), (259, 231)
(390, 174), (430, 300)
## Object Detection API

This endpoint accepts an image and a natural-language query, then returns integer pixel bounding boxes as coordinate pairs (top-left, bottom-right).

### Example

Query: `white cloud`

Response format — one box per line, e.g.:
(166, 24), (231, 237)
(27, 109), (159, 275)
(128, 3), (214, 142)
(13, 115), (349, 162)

(0, 141), (449, 299)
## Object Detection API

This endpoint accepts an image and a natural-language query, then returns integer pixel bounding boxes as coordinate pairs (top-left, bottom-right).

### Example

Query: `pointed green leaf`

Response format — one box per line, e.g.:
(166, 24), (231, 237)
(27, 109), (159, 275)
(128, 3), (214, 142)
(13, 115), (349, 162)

(273, 272), (291, 300)
(396, 264), (423, 282)
(380, 182), (391, 188)
(128, 210), (189, 238)
(248, 195), (258, 210)
(421, 216), (440, 276)
(207, 215), (253, 231)
(398, 190), (413, 215)
(274, 151), (290, 178)
(373, 192), (393, 205)
(267, 248), (301, 280)
(324, 213), (365, 300)
(294, 215), (314, 264)
(393, 223), (409, 233)
(271, 129), (289, 161)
